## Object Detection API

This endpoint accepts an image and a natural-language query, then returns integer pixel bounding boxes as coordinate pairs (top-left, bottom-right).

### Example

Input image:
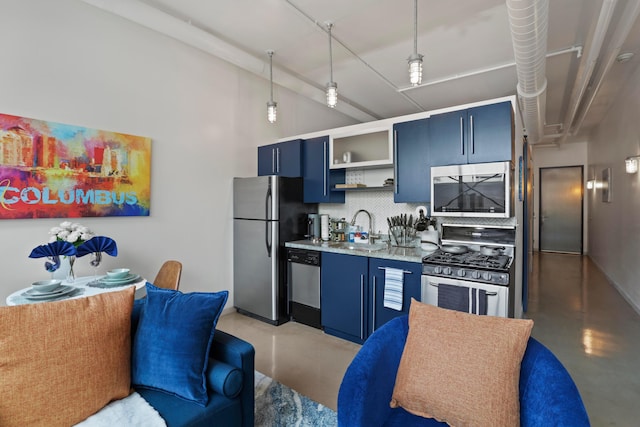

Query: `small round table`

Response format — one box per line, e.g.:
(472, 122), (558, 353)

(6, 275), (147, 306)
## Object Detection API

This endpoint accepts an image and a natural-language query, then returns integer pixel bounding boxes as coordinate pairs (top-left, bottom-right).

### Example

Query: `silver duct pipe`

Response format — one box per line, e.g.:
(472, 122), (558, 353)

(506, 0), (550, 144)
(562, 0), (618, 141)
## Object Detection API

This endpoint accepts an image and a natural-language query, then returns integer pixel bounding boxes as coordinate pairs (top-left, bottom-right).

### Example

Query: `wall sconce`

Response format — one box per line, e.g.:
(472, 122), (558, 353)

(586, 180), (595, 190)
(625, 156), (639, 174)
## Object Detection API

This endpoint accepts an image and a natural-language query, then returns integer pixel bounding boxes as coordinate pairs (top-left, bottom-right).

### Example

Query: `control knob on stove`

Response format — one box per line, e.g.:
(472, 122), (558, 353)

(471, 271), (481, 279)
(434, 266), (442, 274)
(443, 267), (452, 275)
(457, 269), (466, 277)
(482, 272), (492, 281)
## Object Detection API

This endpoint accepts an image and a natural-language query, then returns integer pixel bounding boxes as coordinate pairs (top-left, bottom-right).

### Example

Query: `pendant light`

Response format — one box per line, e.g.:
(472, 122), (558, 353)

(266, 50), (277, 123)
(326, 22), (338, 108)
(408, 0), (423, 86)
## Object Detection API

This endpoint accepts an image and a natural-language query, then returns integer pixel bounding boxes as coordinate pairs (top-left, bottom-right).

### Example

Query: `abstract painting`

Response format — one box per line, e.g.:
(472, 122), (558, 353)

(0, 113), (151, 219)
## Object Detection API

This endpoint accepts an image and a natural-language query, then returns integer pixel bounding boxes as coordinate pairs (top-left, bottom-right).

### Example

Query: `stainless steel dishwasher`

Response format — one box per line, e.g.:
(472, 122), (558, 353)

(287, 248), (321, 329)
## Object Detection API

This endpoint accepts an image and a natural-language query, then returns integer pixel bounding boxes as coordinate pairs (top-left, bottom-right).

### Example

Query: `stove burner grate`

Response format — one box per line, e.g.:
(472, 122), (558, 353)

(422, 249), (510, 270)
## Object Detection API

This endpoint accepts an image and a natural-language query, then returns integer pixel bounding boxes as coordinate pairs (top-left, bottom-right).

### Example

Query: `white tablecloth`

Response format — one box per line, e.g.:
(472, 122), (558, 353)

(5, 276), (147, 306)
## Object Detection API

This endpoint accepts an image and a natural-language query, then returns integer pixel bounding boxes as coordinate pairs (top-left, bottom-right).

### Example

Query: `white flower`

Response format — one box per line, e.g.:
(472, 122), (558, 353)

(66, 231), (81, 243)
(48, 221), (95, 246)
(49, 226), (63, 235)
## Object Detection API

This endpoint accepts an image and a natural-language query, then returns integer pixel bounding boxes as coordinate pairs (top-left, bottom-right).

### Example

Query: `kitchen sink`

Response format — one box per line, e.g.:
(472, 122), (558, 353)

(326, 241), (388, 252)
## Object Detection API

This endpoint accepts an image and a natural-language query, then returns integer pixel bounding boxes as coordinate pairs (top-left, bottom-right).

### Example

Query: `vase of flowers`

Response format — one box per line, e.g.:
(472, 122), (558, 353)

(49, 221), (94, 282)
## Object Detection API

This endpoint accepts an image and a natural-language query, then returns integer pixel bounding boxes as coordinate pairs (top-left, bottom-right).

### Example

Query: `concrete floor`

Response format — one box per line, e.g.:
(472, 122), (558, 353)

(217, 252), (640, 424)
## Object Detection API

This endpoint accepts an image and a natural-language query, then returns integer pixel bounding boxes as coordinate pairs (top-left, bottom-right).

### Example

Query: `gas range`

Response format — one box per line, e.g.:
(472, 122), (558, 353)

(422, 249), (512, 286)
(421, 224), (516, 286)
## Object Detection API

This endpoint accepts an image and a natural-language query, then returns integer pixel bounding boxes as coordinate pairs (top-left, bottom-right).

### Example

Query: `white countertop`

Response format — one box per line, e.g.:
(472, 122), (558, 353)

(285, 239), (432, 263)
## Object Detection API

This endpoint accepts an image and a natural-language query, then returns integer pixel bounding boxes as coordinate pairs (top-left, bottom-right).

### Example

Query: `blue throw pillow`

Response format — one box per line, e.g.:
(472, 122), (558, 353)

(131, 282), (228, 406)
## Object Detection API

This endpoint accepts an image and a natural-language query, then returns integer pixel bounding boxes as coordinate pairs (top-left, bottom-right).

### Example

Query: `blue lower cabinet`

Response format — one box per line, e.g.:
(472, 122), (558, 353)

(321, 252), (421, 344)
(368, 258), (422, 336)
(321, 252), (368, 344)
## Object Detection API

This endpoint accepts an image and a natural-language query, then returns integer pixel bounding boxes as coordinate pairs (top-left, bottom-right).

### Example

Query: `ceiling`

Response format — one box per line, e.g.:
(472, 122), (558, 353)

(84, 0), (640, 144)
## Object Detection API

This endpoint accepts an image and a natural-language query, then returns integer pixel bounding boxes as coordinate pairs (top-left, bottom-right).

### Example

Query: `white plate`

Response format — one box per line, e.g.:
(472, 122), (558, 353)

(98, 274), (141, 286)
(100, 273), (137, 282)
(24, 286), (65, 296)
(22, 285), (76, 300)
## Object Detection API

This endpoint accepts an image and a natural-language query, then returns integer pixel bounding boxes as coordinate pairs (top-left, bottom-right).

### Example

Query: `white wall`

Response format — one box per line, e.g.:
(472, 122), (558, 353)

(586, 62), (640, 313)
(0, 0), (356, 305)
(531, 142), (589, 251)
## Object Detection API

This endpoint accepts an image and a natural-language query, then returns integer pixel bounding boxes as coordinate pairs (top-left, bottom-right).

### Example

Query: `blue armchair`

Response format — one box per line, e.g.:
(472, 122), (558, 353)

(131, 300), (255, 427)
(338, 316), (590, 426)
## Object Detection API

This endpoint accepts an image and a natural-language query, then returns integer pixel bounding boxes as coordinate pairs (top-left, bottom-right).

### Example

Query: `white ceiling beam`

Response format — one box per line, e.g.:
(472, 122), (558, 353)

(80, 0), (377, 123)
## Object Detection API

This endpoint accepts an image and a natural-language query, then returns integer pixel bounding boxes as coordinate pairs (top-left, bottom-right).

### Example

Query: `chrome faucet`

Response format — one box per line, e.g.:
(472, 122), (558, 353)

(350, 209), (373, 239)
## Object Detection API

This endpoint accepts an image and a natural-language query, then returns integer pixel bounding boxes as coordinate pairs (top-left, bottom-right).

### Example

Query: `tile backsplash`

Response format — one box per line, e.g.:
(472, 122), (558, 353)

(318, 190), (425, 235)
(318, 191), (517, 237)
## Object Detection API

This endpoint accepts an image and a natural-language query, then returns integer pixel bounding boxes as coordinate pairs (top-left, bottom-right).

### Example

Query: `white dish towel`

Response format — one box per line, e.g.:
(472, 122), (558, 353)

(383, 267), (404, 311)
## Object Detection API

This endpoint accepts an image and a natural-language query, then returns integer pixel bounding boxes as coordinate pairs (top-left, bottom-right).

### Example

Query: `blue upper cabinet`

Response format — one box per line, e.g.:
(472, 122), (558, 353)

(302, 136), (345, 203)
(393, 118), (429, 203)
(257, 139), (302, 177)
(429, 101), (513, 165)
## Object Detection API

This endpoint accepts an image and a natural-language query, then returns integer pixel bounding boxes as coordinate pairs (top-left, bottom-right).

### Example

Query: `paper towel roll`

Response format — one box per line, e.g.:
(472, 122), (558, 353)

(320, 214), (330, 241)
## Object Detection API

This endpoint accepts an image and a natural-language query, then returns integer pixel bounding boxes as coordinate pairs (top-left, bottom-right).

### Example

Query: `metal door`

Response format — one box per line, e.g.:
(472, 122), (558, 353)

(233, 218), (278, 321)
(539, 166), (583, 254)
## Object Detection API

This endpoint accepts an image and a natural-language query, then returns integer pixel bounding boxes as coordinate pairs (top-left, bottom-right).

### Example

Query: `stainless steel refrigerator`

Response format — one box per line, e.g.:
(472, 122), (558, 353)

(233, 176), (315, 325)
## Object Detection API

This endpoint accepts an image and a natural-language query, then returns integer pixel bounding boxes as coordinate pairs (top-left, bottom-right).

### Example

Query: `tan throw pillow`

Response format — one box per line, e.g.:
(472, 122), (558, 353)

(390, 299), (534, 427)
(0, 287), (135, 427)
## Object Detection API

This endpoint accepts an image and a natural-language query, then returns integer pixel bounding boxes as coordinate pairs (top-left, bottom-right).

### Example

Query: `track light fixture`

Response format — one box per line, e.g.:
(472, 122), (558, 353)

(326, 22), (338, 108)
(408, 0), (424, 86)
(266, 50), (277, 123)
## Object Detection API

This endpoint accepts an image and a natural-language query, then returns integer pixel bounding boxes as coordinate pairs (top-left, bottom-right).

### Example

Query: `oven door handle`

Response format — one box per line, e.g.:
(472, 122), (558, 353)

(428, 282), (498, 296)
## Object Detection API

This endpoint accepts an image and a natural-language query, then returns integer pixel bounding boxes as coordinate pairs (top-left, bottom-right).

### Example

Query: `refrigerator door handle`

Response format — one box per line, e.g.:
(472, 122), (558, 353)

(265, 185), (273, 257)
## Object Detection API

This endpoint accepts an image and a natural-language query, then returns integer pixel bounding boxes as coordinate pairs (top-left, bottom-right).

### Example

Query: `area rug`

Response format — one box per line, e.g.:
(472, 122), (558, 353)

(254, 371), (337, 427)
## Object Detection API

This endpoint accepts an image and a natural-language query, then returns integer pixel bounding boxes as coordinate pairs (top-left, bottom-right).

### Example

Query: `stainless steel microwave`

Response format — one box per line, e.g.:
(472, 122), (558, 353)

(431, 161), (512, 218)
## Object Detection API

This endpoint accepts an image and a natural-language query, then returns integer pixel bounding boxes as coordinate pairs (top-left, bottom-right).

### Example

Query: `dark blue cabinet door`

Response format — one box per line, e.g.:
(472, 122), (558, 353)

(257, 140), (302, 177)
(321, 252), (368, 344)
(428, 109), (467, 166)
(394, 118), (430, 203)
(303, 136), (345, 203)
(368, 258), (421, 335)
(257, 145), (275, 176)
(467, 101), (513, 163)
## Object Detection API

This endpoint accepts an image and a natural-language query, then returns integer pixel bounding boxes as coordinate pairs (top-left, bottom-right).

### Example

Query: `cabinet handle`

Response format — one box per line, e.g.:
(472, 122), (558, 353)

(459, 116), (464, 156)
(360, 274), (365, 340)
(393, 130), (398, 193)
(272, 149), (276, 174)
(372, 276), (377, 333)
(276, 148), (281, 174)
(378, 267), (412, 274)
(470, 114), (475, 154)
(323, 141), (328, 196)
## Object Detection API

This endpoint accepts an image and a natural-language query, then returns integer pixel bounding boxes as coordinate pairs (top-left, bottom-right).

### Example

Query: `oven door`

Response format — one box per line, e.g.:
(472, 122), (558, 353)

(421, 274), (508, 317)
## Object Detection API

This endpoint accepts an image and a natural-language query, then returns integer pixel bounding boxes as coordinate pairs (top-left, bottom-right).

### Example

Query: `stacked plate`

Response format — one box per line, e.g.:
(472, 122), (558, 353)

(96, 269), (141, 288)
(21, 285), (76, 300)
